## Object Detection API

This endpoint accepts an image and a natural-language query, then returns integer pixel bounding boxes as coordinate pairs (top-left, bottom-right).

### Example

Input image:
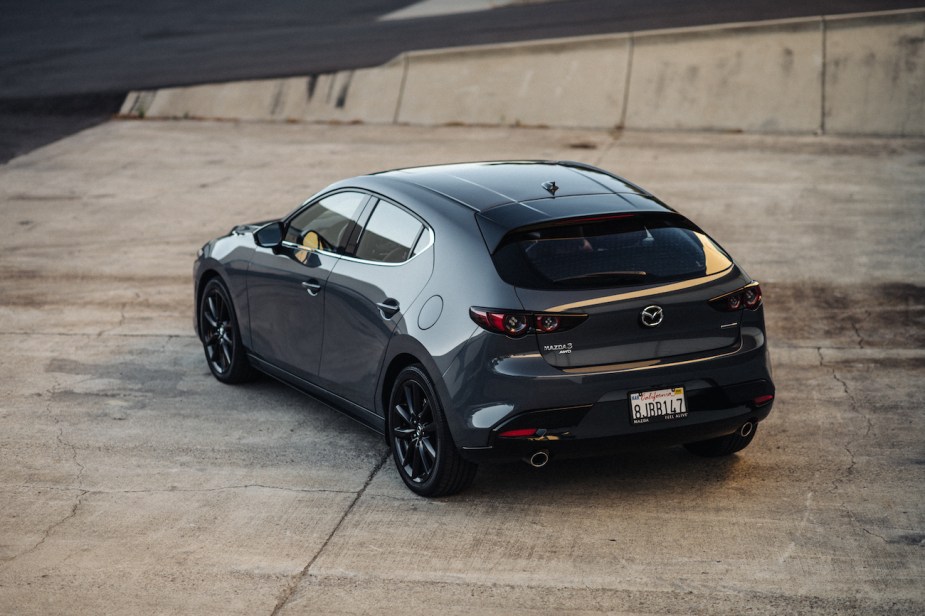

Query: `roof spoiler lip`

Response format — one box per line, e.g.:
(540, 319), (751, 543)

(476, 207), (693, 255)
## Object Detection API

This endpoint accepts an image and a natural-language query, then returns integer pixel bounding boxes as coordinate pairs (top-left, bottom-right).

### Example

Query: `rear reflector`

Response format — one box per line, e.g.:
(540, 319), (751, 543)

(752, 394), (774, 407)
(499, 428), (538, 438)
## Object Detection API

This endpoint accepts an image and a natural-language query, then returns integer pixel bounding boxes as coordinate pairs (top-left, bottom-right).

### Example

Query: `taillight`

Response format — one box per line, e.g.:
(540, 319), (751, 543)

(709, 283), (762, 312)
(470, 308), (587, 337)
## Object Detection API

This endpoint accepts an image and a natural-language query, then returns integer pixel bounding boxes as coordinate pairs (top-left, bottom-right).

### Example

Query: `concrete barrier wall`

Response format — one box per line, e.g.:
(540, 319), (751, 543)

(825, 11), (925, 136)
(120, 9), (925, 137)
(396, 35), (630, 128)
(626, 20), (823, 133)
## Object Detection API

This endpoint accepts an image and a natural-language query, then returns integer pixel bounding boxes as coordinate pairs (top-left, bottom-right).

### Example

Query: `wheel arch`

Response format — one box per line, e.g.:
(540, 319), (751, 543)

(195, 268), (224, 336)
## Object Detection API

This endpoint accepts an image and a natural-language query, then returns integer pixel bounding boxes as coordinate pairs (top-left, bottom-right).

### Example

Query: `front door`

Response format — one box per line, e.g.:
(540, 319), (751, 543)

(246, 190), (370, 380)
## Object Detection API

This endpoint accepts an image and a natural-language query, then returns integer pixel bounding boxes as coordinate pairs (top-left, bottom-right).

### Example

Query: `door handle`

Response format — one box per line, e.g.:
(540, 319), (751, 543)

(301, 280), (322, 296)
(376, 298), (401, 319)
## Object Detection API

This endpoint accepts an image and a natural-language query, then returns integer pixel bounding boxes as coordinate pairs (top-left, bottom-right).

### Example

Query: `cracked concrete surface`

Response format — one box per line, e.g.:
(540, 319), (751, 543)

(0, 121), (923, 614)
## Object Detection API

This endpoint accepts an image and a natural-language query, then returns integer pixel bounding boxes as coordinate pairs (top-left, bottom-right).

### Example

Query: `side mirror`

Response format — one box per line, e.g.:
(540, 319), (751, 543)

(254, 221), (284, 248)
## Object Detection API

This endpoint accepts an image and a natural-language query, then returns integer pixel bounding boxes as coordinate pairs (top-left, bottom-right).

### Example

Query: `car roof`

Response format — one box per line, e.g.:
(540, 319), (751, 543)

(372, 160), (650, 212)
(364, 161), (678, 251)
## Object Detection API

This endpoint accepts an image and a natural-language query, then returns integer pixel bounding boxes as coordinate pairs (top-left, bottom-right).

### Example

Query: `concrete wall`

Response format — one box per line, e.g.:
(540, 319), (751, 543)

(825, 10), (925, 136)
(626, 20), (823, 133)
(120, 9), (925, 137)
(396, 35), (630, 128)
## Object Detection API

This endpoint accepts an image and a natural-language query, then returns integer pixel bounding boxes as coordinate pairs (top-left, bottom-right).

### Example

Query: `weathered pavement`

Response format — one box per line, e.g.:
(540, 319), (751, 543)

(0, 120), (923, 614)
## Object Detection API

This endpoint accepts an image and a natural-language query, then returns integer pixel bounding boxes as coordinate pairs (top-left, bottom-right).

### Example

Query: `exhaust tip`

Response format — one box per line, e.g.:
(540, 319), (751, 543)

(739, 421), (755, 438)
(527, 450), (550, 468)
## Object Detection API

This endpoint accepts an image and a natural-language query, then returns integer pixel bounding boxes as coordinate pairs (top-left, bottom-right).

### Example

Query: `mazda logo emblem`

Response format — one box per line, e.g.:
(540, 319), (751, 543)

(640, 305), (664, 328)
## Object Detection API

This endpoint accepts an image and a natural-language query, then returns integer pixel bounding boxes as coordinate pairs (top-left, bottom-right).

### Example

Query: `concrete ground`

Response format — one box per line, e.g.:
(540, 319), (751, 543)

(0, 120), (923, 614)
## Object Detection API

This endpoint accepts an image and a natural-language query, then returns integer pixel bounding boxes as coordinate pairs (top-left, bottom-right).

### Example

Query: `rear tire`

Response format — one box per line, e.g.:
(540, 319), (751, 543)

(199, 278), (255, 384)
(684, 424), (756, 457)
(388, 365), (477, 497)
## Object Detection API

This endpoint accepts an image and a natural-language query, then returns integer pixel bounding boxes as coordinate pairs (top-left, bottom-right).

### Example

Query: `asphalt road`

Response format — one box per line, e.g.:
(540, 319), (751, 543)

(2, 0), (923, 98)
(2, 0), (922, 163)
(0, 120), (923, 614)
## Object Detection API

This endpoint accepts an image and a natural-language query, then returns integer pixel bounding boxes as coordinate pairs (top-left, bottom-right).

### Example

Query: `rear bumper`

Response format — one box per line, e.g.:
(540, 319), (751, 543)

(445, 325), (775, 452)
(460, 399), (773, 464)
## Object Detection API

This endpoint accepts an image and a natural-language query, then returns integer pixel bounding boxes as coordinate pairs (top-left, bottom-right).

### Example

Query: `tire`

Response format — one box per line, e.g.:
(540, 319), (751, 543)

(199, 278), (255, 384)
(684, 424), (756, 457)
(388, 365), (477, 497)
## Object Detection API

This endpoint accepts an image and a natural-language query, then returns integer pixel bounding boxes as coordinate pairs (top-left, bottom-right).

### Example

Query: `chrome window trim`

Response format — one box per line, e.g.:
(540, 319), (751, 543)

(280, 230), (434, 268)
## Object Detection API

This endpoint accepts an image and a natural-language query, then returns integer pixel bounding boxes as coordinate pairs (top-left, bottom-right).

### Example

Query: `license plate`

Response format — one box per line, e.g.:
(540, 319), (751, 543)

(629, 387), (688, 425)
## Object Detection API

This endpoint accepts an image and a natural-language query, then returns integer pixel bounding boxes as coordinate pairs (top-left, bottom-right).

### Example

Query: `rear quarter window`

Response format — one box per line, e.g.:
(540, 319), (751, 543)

(491, 213), (731, 290)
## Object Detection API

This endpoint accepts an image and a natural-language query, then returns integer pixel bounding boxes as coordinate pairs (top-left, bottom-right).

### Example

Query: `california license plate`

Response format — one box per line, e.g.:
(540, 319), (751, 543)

(629, 387), (688, 425)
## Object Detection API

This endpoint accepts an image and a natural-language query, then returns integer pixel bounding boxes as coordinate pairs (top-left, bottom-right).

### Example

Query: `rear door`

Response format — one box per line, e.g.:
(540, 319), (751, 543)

(491, 213), (744, 369)
(317, 199), (434, 411)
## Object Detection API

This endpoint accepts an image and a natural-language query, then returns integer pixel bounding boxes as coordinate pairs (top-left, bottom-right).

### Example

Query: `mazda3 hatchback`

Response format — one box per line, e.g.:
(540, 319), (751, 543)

(194, 161), (774, 496)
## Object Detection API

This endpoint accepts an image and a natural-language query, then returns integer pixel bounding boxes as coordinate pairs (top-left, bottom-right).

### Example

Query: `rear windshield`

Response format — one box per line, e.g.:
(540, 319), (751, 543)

(491, 214), (731, 290)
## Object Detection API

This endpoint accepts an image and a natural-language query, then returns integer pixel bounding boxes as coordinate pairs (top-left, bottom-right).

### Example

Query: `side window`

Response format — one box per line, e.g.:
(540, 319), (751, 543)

(354, 200), (425, 264)
(285, 191), (368, 258)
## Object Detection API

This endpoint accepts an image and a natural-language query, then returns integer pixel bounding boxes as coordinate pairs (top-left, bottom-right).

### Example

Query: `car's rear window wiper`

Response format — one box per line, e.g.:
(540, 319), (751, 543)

(553, 271), (648, 283)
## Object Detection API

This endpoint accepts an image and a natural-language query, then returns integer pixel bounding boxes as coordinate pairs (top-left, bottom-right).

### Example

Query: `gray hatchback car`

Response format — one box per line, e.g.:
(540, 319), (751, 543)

(194, 161), (774, 496)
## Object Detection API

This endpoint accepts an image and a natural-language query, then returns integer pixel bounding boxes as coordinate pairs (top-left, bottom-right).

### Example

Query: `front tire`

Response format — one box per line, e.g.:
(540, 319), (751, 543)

(388, 365), (477, 497)
(199, 278), (254, 384)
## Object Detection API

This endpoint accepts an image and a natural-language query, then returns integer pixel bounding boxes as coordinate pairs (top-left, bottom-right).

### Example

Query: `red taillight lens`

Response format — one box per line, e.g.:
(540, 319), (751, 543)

(535, 314), (560, 333)
(743, 286), (761, 309)
(470, 308), (587, 337)
(710, 283), (762, 312)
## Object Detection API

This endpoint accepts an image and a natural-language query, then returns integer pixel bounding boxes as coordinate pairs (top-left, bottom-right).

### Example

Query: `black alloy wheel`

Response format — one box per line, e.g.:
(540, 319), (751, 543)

(389, 365), (477, 497)
(199, 278), (254, 384)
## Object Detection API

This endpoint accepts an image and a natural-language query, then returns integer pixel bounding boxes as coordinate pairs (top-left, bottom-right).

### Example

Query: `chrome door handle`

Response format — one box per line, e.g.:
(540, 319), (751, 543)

(301, 280), (322, 296)
(376, 299), (401, 319)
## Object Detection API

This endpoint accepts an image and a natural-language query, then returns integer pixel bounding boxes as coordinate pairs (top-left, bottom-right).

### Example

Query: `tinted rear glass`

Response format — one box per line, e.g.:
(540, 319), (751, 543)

(491, 214), (731, 290)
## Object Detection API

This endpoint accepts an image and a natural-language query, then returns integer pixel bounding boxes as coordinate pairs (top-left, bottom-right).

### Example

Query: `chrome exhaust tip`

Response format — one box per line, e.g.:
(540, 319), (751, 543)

(739, 421), (755, 438)
(527, 450), (550, 468)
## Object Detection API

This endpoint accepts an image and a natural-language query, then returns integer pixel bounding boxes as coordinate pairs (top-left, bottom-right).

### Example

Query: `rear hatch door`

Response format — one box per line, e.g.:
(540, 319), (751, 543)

(488, 211), (747, 369)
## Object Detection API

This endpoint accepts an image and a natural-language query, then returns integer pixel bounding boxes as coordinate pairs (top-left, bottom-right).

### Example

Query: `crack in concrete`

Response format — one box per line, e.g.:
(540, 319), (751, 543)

(0, 331), (195, 339)
(848, 311), (868, 349)
(0, 484), (361, 497)
(270, 450), (390, 616)
(0, 489), (89, 566)
(816, 347), (887, 547)
(0, 378), (88, 568)
(95, 296), (139, 338)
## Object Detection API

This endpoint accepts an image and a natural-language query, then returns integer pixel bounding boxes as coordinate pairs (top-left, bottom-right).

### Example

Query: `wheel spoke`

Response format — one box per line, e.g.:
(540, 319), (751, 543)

(410, 443), (423, 479)
(392, 426), (414, 439)
(417, 440), (433, 476)
(203, 310), (218, 329)
(420, 398), (432, 423)
(206, 295), (218, 322)
(399, 441), (413, 468)
(421, 436), (437, 462)
(394, 403), (413, 428)
(411, 383), (424, 419)
(403, 383), (416, 419)
(220, 339), (232, 369)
